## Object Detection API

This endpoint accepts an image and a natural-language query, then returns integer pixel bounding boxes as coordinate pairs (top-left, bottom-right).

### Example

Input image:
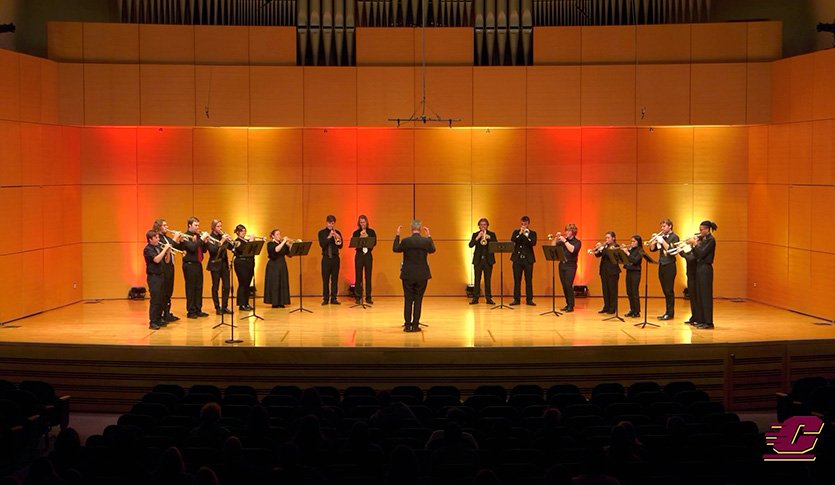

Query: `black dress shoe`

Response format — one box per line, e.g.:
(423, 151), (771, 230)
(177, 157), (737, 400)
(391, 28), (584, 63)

(509, 300), (521, 306)
(624, 311), (634, 317)
(158, 320), (168, 327)
(330, 300), (340, 305)
(485, 299), (495, 305)
(277, 305), (285, 308)
(198, 311), (209, 317)
(607, 310), (617, 315)
(526, 301), (536, 306)
(187, 313), (198, 319)
(564, 307), (574, 313)
(165, 314), (180, 322)
(321, 301), (329, 306)
(222, 308), (233, 314)
(598, 309), (608, 314)
(365, 298), (373, 304)
(215, 308), (223, 315)
(694, 322), (714, 329)
(469, 298), (479, 305)
(658, 314), (672, 320)
(403, 323), (411, 332)
(560, 305), (570, 311)
(149, 322), (161, 330)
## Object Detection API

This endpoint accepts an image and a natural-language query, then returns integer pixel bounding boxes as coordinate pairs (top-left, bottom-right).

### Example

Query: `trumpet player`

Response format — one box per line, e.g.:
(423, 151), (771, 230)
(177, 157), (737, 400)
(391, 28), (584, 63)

(153, 219), (183, 323)
(648, 218), (680, 321)
(182, 217), (210, 319)
(352, 215), (377, 305)
(468, 218), (496, 305)
(594, 231), (621, 315)
(622, 235), (644, 318)
(232, 224), (257, 311)
(144, 230), (175, 330)
(318, 215), (344, 305)
(207, 220), (233, 315)
(555, 224), (581, 312)
(510, 216), (537, 306)
(689, 221), (718, 329)
(264, 229), (292, 308)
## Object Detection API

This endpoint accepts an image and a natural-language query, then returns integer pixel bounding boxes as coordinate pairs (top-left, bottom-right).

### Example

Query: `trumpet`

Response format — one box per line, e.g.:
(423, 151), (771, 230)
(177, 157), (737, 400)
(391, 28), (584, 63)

(644, 232), (664, 246)
(547, 232), (563, 241)
(521, 228), (530, 237)
(586, 242), (605, 255)
(163, 229), (187, 240)
(207, 232), (230, 245)
(162, 243), (185, 256)
(479, 230), (489, 246)
(666, 240), (693, 255)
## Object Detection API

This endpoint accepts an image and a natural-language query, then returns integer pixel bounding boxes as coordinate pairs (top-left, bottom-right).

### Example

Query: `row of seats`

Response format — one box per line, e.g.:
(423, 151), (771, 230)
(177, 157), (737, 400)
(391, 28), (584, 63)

(776, 375), (835, 421)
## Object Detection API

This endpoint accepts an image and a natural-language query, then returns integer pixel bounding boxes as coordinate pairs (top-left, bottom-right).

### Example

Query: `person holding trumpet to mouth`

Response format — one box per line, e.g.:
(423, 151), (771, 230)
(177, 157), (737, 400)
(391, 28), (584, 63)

(153, 218), (186, 323)
(647, 218), (679, 321)
(590, 231), (621, 315)
(510, 216), (537, 306)
(264, 229), (294, 308)
(232, 224), (261, 311)
(318, 215), (344, 305)
(468, 218), (497, 305)
(206, 219), (234, 315)
(144, 229), (177, 330)
(551, 224), (581, 313)
(182, 217), (210, 319)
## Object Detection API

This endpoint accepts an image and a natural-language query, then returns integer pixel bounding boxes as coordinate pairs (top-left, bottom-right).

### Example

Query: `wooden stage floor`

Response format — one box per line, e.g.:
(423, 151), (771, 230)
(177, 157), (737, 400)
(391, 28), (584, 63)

(1, 296), (832, 348)
(3, 297), (834, 412)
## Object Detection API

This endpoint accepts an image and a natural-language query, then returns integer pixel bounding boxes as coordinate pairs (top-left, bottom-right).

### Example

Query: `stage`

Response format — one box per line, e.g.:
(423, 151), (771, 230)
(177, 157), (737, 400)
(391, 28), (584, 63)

(1, 296), (834, 412)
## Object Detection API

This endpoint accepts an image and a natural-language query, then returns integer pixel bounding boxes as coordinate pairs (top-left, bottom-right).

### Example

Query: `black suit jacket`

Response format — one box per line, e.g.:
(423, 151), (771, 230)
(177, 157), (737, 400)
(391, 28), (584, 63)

(595, 245), (622, 276)
(510, 229), (537, 264)
(318, 228), (344, 256)
(469, 230), (497, 265)
(393, 233), (436, 281)
(206, 233), (230, 271)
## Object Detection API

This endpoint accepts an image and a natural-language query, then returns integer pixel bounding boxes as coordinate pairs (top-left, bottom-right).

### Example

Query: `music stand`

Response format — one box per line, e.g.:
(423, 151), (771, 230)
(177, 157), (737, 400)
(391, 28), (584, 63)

(288, 241), (313, 314)
(349, 236), (376, 309)
(603, 248), (628, 323)
(237, 240), (265, 322)
(635, 251), (659, 329)
(540, 245), (565, 318)
(212, 240), (236, 334)
(488, 241), (515, 310)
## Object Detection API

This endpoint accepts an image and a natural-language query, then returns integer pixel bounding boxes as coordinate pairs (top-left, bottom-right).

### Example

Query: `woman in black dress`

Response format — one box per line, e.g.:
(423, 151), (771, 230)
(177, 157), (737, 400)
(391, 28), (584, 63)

(690, 221), (717, 329)
(264, 229), (292, 308)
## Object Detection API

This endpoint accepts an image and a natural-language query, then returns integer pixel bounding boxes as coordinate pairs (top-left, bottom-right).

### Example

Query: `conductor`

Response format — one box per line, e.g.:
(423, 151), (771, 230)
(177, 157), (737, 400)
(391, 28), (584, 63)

(393, 220), (436, 332)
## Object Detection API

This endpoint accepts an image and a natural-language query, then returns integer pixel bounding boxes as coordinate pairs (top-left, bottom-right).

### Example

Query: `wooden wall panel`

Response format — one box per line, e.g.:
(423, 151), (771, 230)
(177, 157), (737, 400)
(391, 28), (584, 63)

(637, 24), (690, 63)
(770, 58), (791, 124)
(581, 128), (637, 184)
(304, 68), (357, 126)
(136, 128), (194, 185)
(414, 129), (472, 184)
(83, 64), (141, 126)
(356, 67), (414, 126)
(713, 241), (746, 299)
(193, 128), (248, 184)
(533, 27), (581, 65)
(0, 121), (22, 187)
(472, 184), (528, 240)
(139, 25), (195, 64)
(789, 122), (812, 185)
(82, 243), (142, 299)
(20, 125), (44, 187)
(693, 184), (748, 242)
(356, 28), (414, 66)
(367, 247), (407, 296)
(192, 186), (249, 249)
(249, 27), (296, 65)
(415, 185), (472, 241)
(43, 244), (83, 310)
(809, 187), (835, 256)
(82, 23), (139, 63)
(247, 184), (304, 242)
(766, 123), (790, 185)
(471, 128), (526, 184)
(40, 59), (59, 125)
(42, 186), (82, 246)
(694, 127), (748, 184)
(52, 127), (82, 187)
(300, 184), (359, 292)
(812, 49), (835, 121)
(581, 65), (636, 126)
(691, 23), (747, 62)
(690, 64), (746, 125)
(582, 26), (635, 63)
(249, 67), (304, 126)
(58, 63), (84, 126)
(635, 64), (690, 126)
(748, 184), (788, 247)
(473, 68), (526, 127)
(809, 253), (835, 319)
(20, 250), (45, 317)
(194, 26), (250, 65)
(0, 254), (23, 321)
(194, 66), (250, 127)
(580, 184), (637, 248)
(526, 67), (581, 126)
(81, 185), (138, 243)
(0, 49), (20, 121)
(47, 22), (83, 62)
(80, 128), (137, 185)
(421, 240), (470, 296)
(0, 188), (22, 255)
(356, 184), (414, 236)
(635, 183), (695, 253)
(747, 21), (782, 61)
(18, 56), (42, 124)
(636, 127), (693, 184)
(41, 125), (63, 186)
(303, 128), (358, 184)
(135, 184), (195, 243)
(787, 186), (811, 251)
(747, 242), (787, 306)
(248, 128), (304, 184)
(526, 128), (582, 184)
(747, 126), (768, 184)
(787, 248), (811, 314)
(788, 54), (814, 123)
(811, 120), (835, 185)
(418, 67), (473, 126)
(420, 28), (472, 65)
(524, 184), (582, 241)
(746, 63), (772, 125)
(356, 128), (415, 184)
(140, 65), (196, 126)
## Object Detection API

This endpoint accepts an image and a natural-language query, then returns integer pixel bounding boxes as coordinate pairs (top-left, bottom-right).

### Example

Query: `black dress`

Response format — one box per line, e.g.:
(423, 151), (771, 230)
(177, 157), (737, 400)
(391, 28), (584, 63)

(264, 241), (291, 306)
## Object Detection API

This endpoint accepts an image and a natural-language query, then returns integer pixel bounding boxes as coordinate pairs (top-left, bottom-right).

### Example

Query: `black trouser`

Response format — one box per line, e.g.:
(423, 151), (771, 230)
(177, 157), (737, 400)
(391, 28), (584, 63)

(473, 262), (493, 299)
(322, 256), (340, 301)
(162, 263), (175, 318)
(210, 264), (231, 310)
(559, 263), (577, 308)
(626, 269), (641, 314)
(183, 261), (203, 315)
(512, 262), (534, 302)
(234, 257), (255, 307)
(686, 264), (701, 322)
(147, 273), (164, 324)
(601, 273), (619, 312)
(402, 278), (428, 325)
(696, 264), (713, 324)
(659, 262), (677, 316)
(354, 251), (373, 300)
